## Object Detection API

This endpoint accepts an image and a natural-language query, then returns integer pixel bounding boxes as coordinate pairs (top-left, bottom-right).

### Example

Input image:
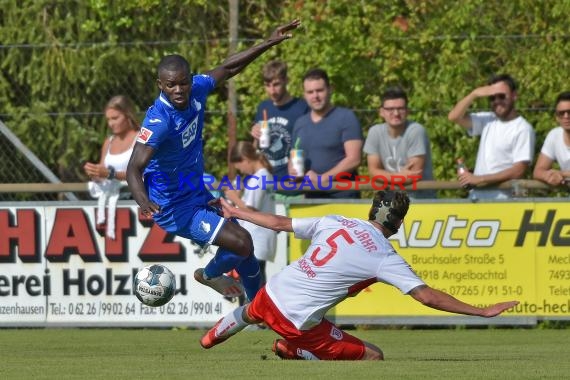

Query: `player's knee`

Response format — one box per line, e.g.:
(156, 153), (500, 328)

(231, 228), (254, 257)
(218, 223), (254, 257)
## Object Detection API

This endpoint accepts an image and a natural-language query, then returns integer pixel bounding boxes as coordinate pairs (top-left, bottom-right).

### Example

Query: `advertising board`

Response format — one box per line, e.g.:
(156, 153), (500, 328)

(289, 201), (570, 323)
(0, 203), (287, 326)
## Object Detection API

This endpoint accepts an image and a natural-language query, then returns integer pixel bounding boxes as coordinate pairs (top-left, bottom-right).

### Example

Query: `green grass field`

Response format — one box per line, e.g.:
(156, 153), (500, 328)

(1, 328), (568, 379)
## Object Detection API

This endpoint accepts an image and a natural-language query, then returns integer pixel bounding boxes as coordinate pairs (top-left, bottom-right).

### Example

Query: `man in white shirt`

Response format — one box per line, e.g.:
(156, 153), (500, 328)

(448, 74), (535, 199)
(533, 91), (570, 186)
(199, 191), (519, 360)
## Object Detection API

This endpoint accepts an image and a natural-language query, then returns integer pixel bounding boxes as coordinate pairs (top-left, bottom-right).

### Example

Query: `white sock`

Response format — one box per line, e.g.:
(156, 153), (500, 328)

(215, 305), (249, 338)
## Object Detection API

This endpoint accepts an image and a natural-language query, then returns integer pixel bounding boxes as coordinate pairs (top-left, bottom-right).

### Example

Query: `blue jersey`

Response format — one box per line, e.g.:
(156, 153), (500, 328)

(137, 74), (216, 209)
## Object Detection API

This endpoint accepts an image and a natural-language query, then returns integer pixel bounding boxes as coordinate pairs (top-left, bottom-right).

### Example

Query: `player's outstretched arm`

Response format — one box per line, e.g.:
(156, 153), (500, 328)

(126, 143), (161, 216)
(409, 285), (519, 318)
(207, 19), (301, 84)
(216, 197), (293, 232)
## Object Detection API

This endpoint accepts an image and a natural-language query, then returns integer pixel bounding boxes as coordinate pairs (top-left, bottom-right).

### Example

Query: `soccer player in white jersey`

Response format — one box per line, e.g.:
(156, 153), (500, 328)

(199, 190), (519, 360)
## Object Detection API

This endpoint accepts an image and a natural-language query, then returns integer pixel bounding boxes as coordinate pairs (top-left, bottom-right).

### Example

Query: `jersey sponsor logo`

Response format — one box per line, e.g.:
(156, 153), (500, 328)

(137, 127), (153, 144)
(330, 326), (343, 340)
(181, 115), (199, 148)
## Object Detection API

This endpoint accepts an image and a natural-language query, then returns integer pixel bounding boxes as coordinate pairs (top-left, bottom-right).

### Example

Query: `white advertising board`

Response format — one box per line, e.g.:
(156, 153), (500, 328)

(0, 203), (288, 327)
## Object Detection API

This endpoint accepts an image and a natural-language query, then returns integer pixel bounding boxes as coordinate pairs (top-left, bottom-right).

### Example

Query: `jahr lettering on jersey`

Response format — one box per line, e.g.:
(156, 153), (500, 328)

(353, 229), (378, 253)
(339, 217), (358, 229)
(338, 217), (378, 253)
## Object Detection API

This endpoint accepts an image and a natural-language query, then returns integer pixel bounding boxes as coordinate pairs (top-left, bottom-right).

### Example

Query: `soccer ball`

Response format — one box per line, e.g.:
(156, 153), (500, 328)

(134, 264), (176, 307)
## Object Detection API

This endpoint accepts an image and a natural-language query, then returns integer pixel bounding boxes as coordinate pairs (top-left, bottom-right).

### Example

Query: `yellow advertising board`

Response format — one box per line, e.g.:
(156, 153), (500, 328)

(289, 201), (570, 319)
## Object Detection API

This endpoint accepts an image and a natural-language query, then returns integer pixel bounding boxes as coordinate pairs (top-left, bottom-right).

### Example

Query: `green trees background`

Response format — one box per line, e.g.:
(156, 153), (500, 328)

(1, 0), (569, 196)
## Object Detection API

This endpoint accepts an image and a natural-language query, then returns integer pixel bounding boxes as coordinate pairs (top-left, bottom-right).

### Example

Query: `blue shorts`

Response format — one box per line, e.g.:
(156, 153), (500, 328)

(153, 205), (226, 246)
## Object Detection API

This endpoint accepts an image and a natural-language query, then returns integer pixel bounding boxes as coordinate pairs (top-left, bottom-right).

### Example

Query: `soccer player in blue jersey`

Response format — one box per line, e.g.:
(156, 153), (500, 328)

(126, 19), (301, 301)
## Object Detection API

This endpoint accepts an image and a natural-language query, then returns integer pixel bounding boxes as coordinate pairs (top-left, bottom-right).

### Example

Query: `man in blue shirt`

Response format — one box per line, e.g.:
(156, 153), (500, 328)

(250, 60), (309, 197)
(127, 19), (300, 301)
(291, 68), (363, 199)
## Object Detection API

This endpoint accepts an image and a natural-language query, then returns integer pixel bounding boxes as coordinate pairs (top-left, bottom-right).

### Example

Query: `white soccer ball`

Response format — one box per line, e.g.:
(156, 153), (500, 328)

(134, 264), (176, 307)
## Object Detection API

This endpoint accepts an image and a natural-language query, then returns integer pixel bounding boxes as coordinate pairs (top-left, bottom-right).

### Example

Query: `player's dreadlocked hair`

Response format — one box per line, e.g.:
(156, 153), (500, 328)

(368, 191), (410, 234)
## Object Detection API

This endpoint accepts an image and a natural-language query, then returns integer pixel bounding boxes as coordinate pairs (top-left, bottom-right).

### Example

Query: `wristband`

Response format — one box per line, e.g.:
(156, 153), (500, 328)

(107, 166), (116, 179)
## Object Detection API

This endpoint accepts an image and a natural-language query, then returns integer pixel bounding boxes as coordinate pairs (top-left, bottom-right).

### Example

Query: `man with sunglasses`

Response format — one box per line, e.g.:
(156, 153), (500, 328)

(533, 91), (570, 187)
(448, 74), (535, 199)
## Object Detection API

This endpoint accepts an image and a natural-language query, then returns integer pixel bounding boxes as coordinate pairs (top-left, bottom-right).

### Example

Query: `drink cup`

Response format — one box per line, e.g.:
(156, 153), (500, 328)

(290, 149), (305, 177)
(259, 126), (270, 149)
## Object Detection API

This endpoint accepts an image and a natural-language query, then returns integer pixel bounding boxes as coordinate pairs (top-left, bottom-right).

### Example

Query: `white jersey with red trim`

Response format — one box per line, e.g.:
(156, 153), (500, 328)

(265, 215), (425, 330)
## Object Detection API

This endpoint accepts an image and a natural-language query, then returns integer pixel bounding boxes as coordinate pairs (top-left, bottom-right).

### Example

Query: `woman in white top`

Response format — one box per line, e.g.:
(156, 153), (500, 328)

(84, 95), (139, 181)
(83, 95), (139, 239)
(225, 141), (277, 286)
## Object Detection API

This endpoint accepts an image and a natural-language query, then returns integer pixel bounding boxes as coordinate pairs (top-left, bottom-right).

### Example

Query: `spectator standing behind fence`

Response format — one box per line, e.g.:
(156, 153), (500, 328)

(290, 68), (363, 199)
(199, 191), (519, 360)
(533, 91), (570, 187)
(448, 74), (535, 200)
(250, 60), (309, 198)
(225, 141), (277, 288)
(83, 95), (139, 239)
(363, 87), (435, 198)
(126, 20), (301, 301)
(83, 95), (139, 182)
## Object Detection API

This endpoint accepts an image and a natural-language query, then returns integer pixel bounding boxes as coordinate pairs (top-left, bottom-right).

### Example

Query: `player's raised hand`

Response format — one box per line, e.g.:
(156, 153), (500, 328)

(472, 82), (509, 99)
(268, 19), (301, 43)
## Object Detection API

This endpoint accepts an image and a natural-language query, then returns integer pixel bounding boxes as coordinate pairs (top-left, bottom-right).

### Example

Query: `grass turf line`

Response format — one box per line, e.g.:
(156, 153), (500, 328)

(0, 328), (568, 379)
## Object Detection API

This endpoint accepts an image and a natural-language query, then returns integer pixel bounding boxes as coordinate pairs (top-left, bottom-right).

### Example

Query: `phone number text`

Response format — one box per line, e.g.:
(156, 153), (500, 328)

(48, 301), (223, 317)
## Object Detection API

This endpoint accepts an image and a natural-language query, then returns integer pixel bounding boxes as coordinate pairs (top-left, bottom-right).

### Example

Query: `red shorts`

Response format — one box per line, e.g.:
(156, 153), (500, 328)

(247, 286), (365, 360)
